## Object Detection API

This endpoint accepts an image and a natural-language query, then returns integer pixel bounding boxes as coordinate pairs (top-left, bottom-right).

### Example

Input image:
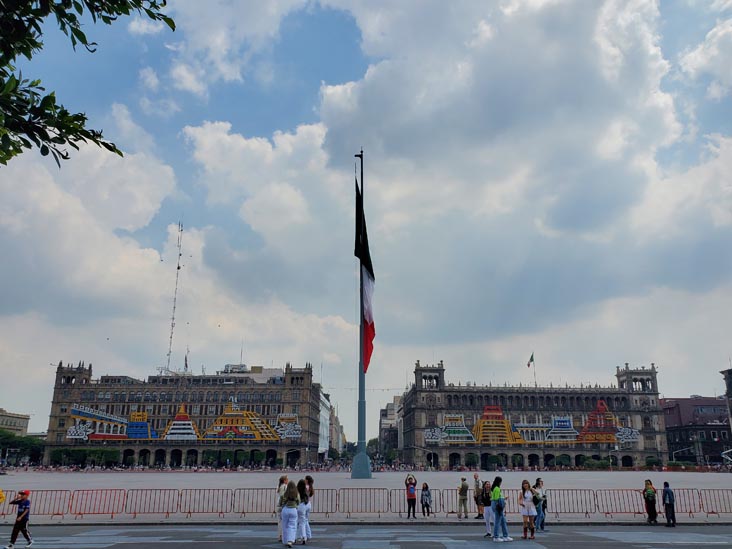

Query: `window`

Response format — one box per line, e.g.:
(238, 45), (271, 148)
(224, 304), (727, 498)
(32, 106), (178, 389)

(698, 431), (706, 441)
(711, 431), (718, 441)
(722, 431), (729, 441)
(60, 405), (67, 413)
(58, 418), (66, 427)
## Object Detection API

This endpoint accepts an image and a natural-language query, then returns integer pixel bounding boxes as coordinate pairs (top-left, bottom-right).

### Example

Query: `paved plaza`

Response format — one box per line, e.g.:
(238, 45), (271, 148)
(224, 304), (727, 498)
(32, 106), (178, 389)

(4, 469), (729, 492)
(3, 524), (732, 548)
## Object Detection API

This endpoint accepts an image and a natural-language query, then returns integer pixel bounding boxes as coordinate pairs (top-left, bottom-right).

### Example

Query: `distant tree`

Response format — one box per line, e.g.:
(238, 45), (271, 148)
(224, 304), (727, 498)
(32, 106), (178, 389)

(465, 453), (478, 468)
(0, 1), (175, 166)
(327, 447), (339, 461)
(366, 437), (379, 458)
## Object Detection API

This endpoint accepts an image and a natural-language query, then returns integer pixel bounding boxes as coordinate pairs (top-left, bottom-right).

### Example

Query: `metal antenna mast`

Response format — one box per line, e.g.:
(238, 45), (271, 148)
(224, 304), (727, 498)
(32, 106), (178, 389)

(165, 222), (184, 372)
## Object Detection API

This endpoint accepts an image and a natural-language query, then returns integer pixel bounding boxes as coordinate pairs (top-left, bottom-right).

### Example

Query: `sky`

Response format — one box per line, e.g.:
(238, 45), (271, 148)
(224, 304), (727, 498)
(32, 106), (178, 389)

(2, 0), (732, 439)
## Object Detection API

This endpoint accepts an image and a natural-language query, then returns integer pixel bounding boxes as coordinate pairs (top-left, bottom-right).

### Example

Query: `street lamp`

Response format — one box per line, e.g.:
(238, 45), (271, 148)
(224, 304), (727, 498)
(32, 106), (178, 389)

(672, 446), (694, 462)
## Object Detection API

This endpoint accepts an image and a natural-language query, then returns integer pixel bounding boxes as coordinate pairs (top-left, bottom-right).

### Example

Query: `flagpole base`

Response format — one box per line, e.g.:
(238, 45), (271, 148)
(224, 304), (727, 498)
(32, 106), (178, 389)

(350, 451), (372, 479)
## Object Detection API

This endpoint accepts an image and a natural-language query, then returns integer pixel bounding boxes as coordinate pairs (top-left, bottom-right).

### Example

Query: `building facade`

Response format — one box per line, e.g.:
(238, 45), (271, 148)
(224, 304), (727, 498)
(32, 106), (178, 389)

(0, 408), (30, 436)
(398, 360), (667, 469)
(662, 396), (731, 465)
(44, 360), (336, 468)
(379, 395), (401, 457)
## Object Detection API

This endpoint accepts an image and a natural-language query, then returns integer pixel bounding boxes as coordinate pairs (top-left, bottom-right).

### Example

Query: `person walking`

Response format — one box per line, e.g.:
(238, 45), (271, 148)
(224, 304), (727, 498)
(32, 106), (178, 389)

(457, 476), (469, 520)
(490, 476), (512, 542)
(473, 472), (484, 519)
(481, 480), (495, 538)
(662, 481), (676, 527)
(280, 480), (300, 547)
(304, 475), (314, 541)
(420, 482), (432, 517)
(518, 479), (538, 539)
(4, 489), (32, 548)
(295, 479), (311, 545)
(275, 475), (288, 542)
(533, 478), (546, 532)
(405, 474), (418, 518)
(642, 479), (658, 525)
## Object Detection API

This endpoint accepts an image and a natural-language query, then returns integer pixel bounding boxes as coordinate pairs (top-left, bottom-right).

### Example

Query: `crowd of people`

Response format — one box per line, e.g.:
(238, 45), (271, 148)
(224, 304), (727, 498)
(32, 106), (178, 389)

(398, 473), (679, 543)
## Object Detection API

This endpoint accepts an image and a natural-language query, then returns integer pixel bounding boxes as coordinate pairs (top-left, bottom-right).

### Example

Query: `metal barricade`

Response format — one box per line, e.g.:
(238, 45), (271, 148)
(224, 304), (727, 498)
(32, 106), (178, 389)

(544, 488), (596, 519)
(233, 488), (276, 517)
(70, 489), (126, 518)
(25, 490), (71, 518)
(310, 488), (338, 516)
(389, 488), (432, 517)
(440, 486), (480, 517)
(180, 488), (233, 518)
(700, 489), (732, 517)
(596, 489), (645, 518)
(0, 488), (13, 518)
(338, 488), (389, 517)
(671, 488), (701, 518)
(125, 488), (179, 518)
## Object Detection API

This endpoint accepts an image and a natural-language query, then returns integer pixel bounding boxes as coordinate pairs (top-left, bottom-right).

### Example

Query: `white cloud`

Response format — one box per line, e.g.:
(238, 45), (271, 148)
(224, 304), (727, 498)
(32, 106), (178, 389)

(128, 17), (165, 36)
(170, 62), (207, 97)
(163, 0), (307, 94)
(139, 67), (160, 92)
(681, 18), (732, 98)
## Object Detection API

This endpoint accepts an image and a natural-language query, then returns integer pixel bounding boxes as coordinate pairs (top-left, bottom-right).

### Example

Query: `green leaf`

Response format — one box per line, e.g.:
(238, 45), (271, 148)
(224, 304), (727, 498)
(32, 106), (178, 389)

(40, 144), (49, 156)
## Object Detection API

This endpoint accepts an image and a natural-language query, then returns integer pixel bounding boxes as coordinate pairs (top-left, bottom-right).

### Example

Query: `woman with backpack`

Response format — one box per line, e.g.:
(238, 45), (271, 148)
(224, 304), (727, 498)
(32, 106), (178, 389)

(420, 482), (432, 517)
(280, 480), (300, 547)
(642, 479), (658, 525)
(490, 476), (512, 542)
(481, 480), (495, 538)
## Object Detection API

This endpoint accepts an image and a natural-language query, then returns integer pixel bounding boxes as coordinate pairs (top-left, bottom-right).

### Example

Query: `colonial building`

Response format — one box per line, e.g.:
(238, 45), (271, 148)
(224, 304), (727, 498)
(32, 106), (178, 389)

(0, 408), (30, 436)
(662, 396), (731, 465)
(44, 360), (341, 468)
(379, 395), (401, 457)
(398, 360), (667, 469)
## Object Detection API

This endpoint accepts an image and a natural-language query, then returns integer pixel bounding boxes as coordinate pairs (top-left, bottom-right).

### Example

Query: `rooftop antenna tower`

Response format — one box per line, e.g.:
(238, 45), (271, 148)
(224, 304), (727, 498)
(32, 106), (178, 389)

(161, 222), (183, 375)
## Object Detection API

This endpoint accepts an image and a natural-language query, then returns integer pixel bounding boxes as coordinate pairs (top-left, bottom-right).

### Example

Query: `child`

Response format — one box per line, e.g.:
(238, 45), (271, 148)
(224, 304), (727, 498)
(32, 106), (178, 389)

(4, 489), (33, 548)
(420, 482), (432, 517)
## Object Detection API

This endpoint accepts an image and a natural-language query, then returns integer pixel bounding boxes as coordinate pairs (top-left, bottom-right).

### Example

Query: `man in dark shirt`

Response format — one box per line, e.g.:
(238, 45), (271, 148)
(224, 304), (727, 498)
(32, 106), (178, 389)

(4, 489), (33, 548)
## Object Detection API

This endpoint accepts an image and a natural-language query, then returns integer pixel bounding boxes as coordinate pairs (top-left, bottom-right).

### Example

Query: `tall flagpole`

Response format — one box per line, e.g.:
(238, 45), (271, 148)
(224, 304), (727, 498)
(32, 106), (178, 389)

(352, 148), (372, 478)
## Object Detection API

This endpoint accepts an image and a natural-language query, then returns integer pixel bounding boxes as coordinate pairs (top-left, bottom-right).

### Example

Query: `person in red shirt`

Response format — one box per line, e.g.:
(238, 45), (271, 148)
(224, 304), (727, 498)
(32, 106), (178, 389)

(404, 474), (417, 518)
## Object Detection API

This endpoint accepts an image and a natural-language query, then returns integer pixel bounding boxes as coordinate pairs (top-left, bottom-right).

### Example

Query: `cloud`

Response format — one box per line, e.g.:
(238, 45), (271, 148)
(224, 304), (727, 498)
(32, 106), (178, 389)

(680, 18), (732, 99)
(163, 0), (307, 94)
(128, 17), (166, 36)
(139, 67), (160, 92)
(170, 62), (207, 97)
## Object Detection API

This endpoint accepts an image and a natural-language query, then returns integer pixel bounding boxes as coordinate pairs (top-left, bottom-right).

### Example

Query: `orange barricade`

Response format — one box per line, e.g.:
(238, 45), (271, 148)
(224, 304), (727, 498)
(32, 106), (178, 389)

(180, 488), (233, 518)
(125, 488), (179, 518)
(25, 490), (71, 518)
(310, 488), (338, 516)
(671, 488), (700, 518)
(700, 489), (732, 517)
(544, 488), (596, 519)
(338, 488), (388, 517)
(596, 489), (645, 518)
(233, 488), (276, 517)
(70, 489), (126, 518)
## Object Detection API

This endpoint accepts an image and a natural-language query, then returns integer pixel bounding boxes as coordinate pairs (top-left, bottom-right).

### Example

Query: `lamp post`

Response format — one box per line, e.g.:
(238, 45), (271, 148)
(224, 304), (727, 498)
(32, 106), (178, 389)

(672, 446), (694, 462)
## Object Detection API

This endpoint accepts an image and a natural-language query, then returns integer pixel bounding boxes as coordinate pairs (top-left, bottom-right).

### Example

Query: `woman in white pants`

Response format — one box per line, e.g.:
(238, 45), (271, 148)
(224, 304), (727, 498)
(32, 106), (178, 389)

(480, 480), (495, 537)
(296, 479), (311, 544)
(275, 475), (288, 542)
(280, 480), (300, 547)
